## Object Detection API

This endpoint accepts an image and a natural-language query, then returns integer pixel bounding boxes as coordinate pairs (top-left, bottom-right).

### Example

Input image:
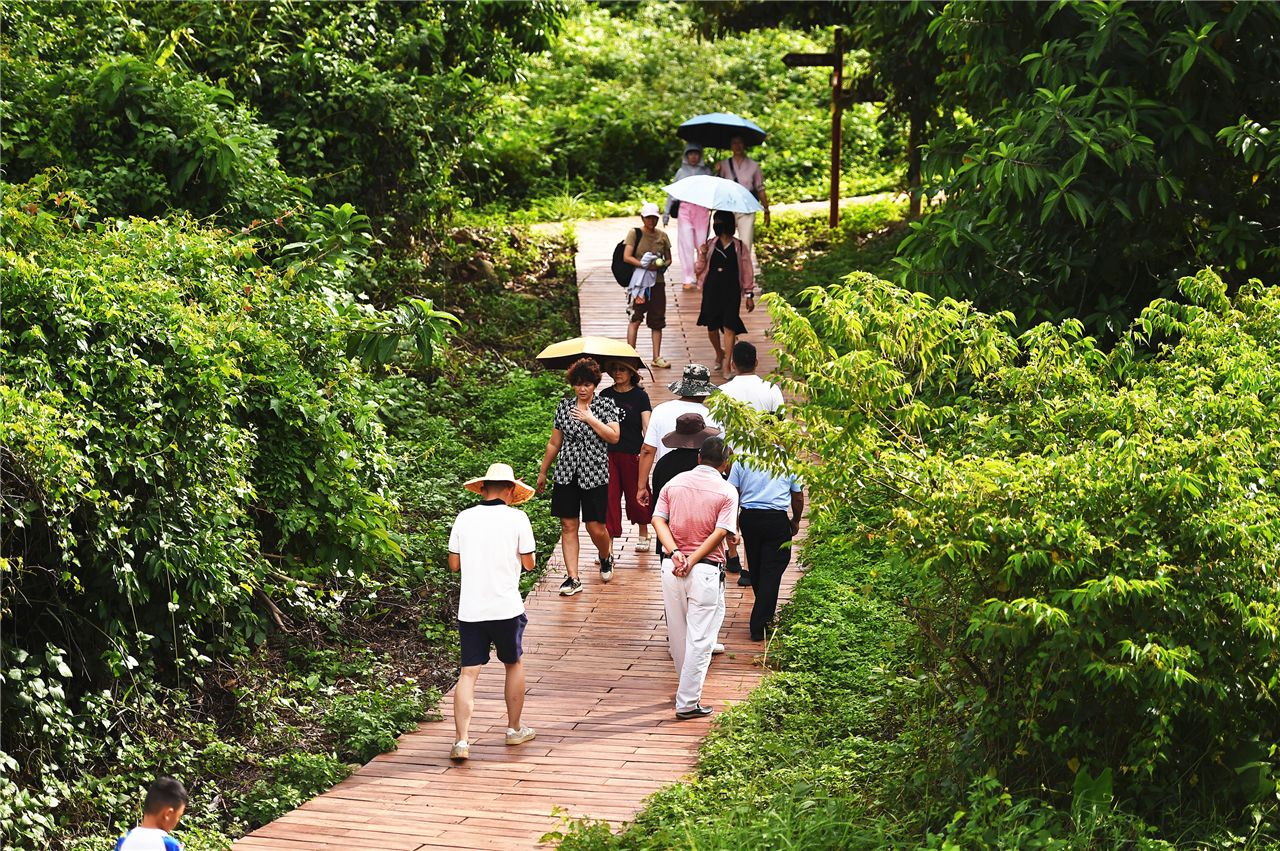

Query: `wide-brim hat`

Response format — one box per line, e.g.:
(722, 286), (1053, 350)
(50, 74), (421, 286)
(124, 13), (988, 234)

(662, 412), (722, 450)
(668, 363), (718, 398)
(463, 462), (535, 505)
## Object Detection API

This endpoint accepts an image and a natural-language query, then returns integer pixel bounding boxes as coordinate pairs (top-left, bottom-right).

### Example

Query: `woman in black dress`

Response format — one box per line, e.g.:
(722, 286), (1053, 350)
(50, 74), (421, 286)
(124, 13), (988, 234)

(695, 211), (756, 377)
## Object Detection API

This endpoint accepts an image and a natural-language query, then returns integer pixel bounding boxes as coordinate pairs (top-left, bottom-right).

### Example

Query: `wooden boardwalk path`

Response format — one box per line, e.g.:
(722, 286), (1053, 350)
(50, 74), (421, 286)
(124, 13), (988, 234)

(236, 215), (798, 850)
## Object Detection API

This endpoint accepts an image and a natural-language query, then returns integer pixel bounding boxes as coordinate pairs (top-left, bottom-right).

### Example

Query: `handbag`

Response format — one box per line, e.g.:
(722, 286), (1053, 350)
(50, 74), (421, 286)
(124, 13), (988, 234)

(669, 199), (682, 219)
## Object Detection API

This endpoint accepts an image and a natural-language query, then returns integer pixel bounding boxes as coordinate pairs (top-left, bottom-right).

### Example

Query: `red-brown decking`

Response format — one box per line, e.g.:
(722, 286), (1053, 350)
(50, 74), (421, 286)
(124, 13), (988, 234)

(236, 216), (800, 850)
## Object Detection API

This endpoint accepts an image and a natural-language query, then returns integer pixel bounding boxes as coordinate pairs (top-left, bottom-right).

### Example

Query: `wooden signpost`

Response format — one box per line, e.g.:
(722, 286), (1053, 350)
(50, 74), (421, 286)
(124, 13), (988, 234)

(783, 29), (854, 228)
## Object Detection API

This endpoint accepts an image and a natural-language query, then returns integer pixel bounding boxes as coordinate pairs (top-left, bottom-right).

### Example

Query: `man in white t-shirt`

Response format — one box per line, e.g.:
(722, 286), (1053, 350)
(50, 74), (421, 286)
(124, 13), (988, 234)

(637, 363), (720, 508)
(719, 341), (784, 412)
(447, 463), (538, 762)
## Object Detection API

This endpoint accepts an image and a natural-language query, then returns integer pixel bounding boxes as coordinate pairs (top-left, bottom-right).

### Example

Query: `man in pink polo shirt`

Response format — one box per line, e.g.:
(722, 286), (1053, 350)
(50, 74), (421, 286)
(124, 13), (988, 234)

(651, 436), (737, 720)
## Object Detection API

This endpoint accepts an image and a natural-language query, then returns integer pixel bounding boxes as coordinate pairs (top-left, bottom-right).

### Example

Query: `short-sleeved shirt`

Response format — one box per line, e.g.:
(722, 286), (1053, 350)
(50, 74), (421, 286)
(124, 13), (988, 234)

(728, 461), (802, 512)
(625, 227), (673, 283)
(116, 828), (182, 851)
(552, 395), (621, 488)
(653, 464), (739, 565)
(719, 374), (784, 413)
(643, 399), (720, 463)
(718, 156), (764, 196)
(448, 500), (536, 622)
(600, 385), (651, 455)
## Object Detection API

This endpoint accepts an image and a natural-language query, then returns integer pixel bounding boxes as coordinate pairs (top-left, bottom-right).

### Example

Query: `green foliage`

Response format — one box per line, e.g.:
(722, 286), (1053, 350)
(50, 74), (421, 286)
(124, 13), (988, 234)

(750, 268), (1280, 831)
(900, 2), (1280, 336)
(757, 196), (907, 302)
(323, 682), (440, 763)
(462, 1), (900, 216)
(234, 751), (351, 828)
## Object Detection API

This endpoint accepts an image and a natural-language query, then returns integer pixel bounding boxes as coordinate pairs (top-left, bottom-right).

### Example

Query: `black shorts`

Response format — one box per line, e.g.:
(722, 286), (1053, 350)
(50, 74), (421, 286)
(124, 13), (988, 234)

(459, 613), (527, 667)
(551, 481), (608, 522)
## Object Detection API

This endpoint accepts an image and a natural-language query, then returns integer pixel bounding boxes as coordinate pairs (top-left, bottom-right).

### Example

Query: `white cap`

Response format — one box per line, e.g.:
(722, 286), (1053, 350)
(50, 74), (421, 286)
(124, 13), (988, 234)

(640, 202), (661, 218)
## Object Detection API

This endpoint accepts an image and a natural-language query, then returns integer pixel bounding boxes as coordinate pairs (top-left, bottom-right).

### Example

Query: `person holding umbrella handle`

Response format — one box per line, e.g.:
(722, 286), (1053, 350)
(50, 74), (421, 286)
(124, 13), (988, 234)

(717, 135), (770, 277)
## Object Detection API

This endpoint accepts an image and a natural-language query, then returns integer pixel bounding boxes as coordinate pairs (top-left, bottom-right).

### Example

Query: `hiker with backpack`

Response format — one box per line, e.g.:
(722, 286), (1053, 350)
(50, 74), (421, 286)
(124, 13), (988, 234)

(617, 202), (673, 369)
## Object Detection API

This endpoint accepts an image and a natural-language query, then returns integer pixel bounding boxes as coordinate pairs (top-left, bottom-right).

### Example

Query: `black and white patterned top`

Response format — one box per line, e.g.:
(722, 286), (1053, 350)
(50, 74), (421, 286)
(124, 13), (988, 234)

(552, 395), (623, 489)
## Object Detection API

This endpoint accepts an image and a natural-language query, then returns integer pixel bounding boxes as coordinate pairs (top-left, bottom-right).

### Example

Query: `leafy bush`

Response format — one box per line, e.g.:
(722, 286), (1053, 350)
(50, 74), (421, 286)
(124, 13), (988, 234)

(324, 682), (440, 763)
(235, 751), (351, 828)
(749, 268), (1280, 830)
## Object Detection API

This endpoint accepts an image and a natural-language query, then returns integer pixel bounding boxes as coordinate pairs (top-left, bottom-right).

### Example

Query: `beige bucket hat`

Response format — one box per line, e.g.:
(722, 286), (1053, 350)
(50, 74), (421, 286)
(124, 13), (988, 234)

(463, 462), (535, 505)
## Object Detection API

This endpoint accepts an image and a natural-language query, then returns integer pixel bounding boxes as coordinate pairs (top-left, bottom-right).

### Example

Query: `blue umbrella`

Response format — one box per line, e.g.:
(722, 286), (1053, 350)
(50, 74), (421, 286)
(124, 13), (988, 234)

(677, 112), (767, 148)
(663, 175), (764, 214)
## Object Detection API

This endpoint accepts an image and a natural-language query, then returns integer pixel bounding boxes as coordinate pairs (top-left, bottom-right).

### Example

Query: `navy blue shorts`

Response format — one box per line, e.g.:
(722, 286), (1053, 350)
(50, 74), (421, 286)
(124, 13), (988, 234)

(459, 613), (527, 667)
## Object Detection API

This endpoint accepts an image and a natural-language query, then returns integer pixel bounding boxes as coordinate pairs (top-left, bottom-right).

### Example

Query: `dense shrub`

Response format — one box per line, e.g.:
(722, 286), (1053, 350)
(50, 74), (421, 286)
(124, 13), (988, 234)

(743, 269), (1280, 829)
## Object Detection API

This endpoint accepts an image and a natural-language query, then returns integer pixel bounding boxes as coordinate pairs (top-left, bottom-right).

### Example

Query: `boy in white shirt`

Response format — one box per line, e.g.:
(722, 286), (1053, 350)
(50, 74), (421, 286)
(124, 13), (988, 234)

(447, 463), (538, 761)
(115, 776), (186, 851)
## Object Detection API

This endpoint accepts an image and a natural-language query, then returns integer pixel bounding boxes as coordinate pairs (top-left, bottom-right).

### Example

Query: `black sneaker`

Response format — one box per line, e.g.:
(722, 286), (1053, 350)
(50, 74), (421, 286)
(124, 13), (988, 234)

(737, 570), (753, 587)
(675, 704), (713, 720)
(559, 576), (583, 596)
(599, 555), (615, 583)
(725, 556), (742, 575)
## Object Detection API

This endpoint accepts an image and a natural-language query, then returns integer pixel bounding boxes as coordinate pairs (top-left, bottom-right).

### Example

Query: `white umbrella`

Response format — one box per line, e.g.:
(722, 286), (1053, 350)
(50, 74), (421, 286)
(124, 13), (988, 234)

(662, 174), (764, 214)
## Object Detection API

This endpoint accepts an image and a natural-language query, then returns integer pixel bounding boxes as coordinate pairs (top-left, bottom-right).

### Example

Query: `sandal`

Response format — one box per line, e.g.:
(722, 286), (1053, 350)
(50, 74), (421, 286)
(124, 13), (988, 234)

(651, 357), (671, 369)
(634, 538), (652, 553)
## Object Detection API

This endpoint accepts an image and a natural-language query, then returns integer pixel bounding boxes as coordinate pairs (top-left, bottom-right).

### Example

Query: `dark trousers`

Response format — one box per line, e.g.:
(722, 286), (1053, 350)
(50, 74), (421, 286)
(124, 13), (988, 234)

(739, 508), (793, 638)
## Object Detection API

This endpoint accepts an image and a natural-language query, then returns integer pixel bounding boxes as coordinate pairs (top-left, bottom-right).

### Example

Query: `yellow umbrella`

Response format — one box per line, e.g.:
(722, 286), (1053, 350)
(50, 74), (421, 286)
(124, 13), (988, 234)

(535, 335), (646, 372)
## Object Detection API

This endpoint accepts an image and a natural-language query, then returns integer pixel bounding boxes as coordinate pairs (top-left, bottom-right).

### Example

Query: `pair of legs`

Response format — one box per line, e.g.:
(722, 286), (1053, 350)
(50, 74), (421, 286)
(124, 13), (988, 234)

(627, 322), (664, 367)
(606, 452), (652, 547)
(560, 517), (612, 579)
(677, 203), (711, 288)
(661, 560), (726, 713)
(628, 280), (667, 365)
(739, 509), (793, 639)
(707, 326), (739, 376)
(454, 660), (526, 744)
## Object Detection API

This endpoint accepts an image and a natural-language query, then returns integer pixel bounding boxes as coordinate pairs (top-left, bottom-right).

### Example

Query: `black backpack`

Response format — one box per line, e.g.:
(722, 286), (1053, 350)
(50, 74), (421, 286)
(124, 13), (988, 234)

(611, 228), (641, 287)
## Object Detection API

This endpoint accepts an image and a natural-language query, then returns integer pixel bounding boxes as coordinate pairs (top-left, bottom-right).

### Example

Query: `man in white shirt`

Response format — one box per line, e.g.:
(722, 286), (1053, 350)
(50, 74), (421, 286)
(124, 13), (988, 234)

(716, 341), (785, 586)
(447, 463), (538, 762)
(637, 363), (720, 507)
(719, 341), (784, 412)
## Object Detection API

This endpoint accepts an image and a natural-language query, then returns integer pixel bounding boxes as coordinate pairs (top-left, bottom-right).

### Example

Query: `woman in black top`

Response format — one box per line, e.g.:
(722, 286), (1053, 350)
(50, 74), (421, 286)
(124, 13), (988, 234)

(536, 358), (621, 597)
(600, 362), (653, 552)
(695, 211), (756, 377)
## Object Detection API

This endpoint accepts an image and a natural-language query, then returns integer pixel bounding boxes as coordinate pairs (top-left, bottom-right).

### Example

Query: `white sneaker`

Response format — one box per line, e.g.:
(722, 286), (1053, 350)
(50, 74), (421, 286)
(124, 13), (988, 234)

(712, 643), (725, 655)
(506, 726), (536, 746)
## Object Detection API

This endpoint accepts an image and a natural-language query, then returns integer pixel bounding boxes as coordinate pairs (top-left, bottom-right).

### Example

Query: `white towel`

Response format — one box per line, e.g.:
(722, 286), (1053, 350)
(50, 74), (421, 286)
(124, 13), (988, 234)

(628, 252), (659, 300)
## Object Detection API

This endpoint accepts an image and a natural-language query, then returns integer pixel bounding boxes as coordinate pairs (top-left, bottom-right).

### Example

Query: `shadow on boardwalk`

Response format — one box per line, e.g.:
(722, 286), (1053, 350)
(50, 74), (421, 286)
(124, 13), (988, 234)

(236, 215), (801, 850)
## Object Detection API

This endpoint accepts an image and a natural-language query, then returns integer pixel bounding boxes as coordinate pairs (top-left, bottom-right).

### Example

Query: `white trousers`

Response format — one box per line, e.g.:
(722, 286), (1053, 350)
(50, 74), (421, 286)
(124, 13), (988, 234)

(661, 559), (726, 712)
(734, 211), (757, 272)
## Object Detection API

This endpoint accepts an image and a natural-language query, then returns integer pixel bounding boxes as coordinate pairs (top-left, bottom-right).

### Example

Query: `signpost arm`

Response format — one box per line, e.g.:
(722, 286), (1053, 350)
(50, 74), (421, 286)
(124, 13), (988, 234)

(830, 29), (844, 229)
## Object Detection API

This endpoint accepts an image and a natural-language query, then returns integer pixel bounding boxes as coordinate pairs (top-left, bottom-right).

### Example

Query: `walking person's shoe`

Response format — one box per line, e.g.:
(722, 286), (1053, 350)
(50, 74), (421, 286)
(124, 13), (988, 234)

(559, 576), (583, 596)
(737, 570), (753, 587)
(651, 356), (671, 369)
(712, 642), (726, 655)
(449, 740), (470, 762)
(599, 554), (615, 583)
(634, 536), (652, 553)
(725, 556), (742, 575)
(505, 726), (536, 746)
(675, 704), (714, 720)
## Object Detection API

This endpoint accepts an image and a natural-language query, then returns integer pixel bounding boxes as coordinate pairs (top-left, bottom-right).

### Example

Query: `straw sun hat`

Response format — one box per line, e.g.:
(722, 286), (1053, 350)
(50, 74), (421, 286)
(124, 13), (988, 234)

(463, 462), (535, 505)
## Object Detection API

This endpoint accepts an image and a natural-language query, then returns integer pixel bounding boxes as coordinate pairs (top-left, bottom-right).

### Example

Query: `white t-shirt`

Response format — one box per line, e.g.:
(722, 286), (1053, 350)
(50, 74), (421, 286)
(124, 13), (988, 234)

(448, 502), (536, 622)
(643, 399), (721, 462)
(116, 828), (182, 851)
(719, 374), (784, 413)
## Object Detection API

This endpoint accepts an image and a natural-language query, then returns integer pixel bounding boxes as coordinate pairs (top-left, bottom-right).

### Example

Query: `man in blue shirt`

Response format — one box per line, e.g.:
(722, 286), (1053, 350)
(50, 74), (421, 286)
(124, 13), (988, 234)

(727, 459), (804, 641)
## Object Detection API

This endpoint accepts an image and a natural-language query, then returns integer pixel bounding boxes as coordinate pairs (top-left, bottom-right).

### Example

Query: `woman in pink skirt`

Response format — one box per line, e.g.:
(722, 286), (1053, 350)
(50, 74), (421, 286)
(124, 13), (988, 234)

(664, 143), (712, 291)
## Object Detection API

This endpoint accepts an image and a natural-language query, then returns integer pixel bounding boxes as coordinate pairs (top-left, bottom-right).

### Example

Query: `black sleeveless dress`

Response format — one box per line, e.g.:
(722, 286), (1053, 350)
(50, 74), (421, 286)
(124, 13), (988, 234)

(697, 239), (748, 334)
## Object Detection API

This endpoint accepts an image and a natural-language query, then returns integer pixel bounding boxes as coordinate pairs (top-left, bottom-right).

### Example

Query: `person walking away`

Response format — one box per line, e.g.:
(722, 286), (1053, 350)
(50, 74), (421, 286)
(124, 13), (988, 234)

(663, 142), (713, 292)
(728, 458), (803, 641)
(652, 437), (738, 720)
(695, 212), (756, 377)
(653, 413), (721, 509)
(600, 361), (654, 553)
(115, 776), (187, 851)
(716, 134), (770, 275)
(447, 463), (539, 761)
(623, 203), (674, 369)
(537, 358), (622, 596)
(718, 340), (785, 586)
(637, 364), (720, 510)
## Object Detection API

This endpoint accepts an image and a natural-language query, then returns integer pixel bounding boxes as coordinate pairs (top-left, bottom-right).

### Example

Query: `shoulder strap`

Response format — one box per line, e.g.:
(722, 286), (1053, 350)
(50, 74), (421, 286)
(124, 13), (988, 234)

(727, 157), (739, 183)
